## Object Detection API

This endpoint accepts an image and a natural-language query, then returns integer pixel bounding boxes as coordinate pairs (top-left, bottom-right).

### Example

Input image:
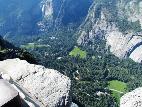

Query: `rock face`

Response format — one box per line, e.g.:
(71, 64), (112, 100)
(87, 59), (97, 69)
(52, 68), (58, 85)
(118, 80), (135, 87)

(77, 0), (142, 62)
(120, 87), (142, 107)
(0, 58), (71, 107)
(126, 0), (142, 28)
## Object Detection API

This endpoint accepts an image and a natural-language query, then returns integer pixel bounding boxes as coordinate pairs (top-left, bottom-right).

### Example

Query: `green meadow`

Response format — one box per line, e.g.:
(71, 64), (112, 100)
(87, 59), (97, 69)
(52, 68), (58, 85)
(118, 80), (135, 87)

(108, 80), (127, 102)
(69, 46), (87, 58)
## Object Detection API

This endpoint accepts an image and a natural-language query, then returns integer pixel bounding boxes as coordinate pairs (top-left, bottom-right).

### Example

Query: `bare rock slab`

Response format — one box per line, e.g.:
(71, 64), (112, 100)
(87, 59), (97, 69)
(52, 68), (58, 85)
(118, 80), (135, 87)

(0, 58), (71, 107)
(120, 87), (142, 107)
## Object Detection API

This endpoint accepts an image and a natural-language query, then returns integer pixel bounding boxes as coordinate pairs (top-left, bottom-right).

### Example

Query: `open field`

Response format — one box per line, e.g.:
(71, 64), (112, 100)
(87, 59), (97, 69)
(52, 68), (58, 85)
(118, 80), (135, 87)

(69, 46), (87, 58)
(108, 80), (127, 101)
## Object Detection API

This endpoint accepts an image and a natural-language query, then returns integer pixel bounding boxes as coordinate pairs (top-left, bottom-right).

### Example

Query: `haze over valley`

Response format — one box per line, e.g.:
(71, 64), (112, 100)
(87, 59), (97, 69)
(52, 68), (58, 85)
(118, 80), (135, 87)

(1, 0), (142, 107)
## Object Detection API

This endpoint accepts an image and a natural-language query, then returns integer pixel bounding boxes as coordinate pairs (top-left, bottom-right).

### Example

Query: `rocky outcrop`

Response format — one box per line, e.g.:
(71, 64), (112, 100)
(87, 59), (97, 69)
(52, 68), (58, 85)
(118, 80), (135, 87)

(0, 58), (71, 107)
(77, 0), (142, 62)
(120, 87), (142, 107)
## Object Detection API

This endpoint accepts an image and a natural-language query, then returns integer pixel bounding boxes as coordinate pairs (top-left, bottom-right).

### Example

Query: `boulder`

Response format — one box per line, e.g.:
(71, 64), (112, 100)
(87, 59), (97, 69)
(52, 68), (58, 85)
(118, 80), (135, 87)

(120, 87), (142, 107)
(0, 58), (71, 107)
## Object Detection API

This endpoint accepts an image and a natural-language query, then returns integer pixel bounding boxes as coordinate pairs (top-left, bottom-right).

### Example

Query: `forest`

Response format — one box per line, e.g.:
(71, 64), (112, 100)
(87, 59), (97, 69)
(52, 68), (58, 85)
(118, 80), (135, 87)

(8, 29), (142, 107)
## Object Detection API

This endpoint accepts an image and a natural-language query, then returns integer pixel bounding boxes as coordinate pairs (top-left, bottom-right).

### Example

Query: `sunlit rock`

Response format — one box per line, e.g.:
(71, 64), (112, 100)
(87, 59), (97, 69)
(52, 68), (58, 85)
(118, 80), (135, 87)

(120, 87), (142, 107)
(0, 58), (71, 107)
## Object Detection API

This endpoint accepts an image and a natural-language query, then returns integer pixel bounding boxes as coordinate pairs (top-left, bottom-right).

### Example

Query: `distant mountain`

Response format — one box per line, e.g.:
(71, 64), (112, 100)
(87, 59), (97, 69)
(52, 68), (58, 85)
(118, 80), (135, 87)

(0, 0), (93, 37)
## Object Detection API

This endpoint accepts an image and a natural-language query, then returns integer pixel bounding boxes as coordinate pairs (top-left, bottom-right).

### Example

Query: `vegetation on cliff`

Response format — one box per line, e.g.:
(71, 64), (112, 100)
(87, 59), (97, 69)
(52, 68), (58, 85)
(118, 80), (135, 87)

(0, 36), (36, 63)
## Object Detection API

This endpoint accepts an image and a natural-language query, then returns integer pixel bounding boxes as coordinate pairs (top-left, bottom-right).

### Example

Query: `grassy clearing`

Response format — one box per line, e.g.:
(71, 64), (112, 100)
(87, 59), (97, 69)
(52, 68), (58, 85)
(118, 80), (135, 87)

(0, 49), (7, 53)
(69, 46), (87, 58)
(108, 80), (127, 102)
(21, 43), (48, 49)
(108, 80), (127, 92)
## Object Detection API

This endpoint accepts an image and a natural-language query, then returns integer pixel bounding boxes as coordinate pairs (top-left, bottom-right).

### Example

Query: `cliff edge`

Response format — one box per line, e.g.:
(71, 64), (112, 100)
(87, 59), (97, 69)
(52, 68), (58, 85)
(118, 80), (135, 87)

(0, 58), (71, 107)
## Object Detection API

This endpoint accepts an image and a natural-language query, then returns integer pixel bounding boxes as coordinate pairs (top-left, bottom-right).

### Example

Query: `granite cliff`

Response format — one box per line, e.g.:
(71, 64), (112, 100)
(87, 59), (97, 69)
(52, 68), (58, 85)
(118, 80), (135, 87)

(77, 0), (142, 62)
